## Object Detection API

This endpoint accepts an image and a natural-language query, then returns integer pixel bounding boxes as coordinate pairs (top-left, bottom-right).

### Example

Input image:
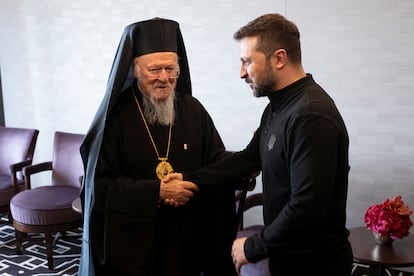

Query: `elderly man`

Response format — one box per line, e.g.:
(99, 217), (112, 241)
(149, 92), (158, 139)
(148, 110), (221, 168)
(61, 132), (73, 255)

(78, 18), (238, 276)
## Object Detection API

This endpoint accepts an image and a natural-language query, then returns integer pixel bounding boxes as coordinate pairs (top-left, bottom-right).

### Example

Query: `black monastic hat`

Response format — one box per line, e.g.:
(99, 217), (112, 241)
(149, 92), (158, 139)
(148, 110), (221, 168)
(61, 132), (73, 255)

(133, 18), (179, 57)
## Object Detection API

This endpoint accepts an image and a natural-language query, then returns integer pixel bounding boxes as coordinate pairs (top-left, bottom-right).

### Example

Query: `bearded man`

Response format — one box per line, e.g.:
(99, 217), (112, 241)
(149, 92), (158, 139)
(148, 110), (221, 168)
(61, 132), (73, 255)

(166, 13), (353, 276)
(78, 18), (238, 276)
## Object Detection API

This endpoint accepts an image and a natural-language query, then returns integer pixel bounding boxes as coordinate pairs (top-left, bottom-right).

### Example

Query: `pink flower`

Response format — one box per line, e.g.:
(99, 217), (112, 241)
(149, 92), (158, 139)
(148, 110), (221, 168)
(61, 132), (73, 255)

(364, 195), (413, 240)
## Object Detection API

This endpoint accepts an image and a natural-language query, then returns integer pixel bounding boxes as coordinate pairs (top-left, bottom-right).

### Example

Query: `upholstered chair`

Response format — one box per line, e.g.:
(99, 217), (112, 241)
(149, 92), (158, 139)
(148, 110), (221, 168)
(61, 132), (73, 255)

(10, 131), (85, 270)
(237, 192), (269, 276)
(235, 176), (256, 231)
(0, 126), (39, 221)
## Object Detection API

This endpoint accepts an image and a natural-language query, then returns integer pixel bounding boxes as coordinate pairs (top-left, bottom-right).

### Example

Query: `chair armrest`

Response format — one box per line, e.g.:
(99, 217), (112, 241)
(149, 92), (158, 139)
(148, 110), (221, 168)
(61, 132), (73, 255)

(9, 159), (33, 191)
(10, 158), (33, 174)
(243, 193), (263, 211)
(22, 161), (53, 189)
(237, 192), (264, 230)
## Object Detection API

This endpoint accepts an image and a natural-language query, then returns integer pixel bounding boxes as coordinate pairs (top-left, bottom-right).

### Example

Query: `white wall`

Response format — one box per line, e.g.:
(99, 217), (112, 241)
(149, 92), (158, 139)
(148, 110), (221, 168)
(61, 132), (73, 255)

(1, 0), (413, 229)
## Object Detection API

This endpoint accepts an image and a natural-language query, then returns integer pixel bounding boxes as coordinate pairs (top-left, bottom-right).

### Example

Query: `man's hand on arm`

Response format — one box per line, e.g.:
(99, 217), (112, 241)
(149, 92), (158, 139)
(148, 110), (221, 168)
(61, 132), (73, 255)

(159, 175), (198, 207)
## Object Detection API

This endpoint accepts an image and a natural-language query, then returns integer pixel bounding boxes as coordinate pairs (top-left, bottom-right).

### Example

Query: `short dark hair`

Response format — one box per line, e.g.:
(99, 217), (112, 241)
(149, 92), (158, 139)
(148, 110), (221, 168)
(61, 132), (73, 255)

(233, 13), (302, 64)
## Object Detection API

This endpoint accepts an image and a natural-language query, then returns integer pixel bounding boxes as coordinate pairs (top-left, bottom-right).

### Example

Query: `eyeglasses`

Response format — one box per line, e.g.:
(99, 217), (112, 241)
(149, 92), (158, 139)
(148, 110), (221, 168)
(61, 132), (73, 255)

(144, 67), (180, 79)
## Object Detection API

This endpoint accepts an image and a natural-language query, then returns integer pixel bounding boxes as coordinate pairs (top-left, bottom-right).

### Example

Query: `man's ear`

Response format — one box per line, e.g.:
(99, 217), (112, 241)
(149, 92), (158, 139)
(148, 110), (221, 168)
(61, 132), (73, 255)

(271, 49), (287, 69)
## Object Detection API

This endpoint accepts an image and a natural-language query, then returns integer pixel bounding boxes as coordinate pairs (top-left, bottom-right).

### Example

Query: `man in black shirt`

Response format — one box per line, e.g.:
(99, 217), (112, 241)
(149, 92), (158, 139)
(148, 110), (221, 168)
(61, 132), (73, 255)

(166, 13), (353, 276)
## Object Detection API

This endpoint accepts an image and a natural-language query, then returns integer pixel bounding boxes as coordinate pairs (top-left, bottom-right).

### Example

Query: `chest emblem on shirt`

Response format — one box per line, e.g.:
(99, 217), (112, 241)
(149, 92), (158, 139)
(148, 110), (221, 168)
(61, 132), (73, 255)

(268, 134), (276, 151)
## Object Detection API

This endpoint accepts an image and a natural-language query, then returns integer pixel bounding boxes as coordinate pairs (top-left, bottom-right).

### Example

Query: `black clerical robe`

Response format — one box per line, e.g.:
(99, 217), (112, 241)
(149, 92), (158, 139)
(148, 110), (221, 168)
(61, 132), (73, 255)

(89, 84), (237, 276)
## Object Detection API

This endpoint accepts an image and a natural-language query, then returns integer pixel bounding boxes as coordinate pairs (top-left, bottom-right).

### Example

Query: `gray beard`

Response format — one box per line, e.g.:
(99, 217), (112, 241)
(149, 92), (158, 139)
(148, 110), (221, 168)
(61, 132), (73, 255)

(141, 91), (176, 126)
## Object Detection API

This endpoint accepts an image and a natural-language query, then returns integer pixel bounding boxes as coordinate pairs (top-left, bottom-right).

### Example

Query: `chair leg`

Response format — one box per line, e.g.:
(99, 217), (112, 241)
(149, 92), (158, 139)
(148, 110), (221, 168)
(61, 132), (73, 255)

(44, 232), (54, 270)
(15, 229), (23, 254)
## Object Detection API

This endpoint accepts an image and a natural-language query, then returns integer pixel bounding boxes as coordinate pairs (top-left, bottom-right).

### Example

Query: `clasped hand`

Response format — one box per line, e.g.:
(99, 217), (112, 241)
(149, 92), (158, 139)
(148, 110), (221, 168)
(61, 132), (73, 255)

(160, 173), (198, 207)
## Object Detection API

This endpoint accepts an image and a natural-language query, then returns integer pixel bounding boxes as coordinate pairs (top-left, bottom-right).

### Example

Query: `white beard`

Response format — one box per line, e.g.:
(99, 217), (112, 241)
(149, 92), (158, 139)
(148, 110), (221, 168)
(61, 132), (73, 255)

(141, 91), (175, 126)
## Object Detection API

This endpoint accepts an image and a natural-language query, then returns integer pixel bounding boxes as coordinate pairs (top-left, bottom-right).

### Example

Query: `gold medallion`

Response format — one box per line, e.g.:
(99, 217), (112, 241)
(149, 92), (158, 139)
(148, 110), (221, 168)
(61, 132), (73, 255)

(133, 92), (174, 181)
(156, 160), (174, 180)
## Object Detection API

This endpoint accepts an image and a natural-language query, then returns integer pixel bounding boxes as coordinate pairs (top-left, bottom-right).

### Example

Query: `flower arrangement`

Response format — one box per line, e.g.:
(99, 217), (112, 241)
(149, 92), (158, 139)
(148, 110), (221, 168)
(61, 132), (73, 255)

(364, 195), (413, 240)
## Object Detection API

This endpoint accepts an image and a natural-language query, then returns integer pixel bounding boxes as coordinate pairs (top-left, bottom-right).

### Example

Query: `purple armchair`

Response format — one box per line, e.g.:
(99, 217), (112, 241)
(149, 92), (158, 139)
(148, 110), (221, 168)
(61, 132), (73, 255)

(10, 131), (85, 270)
(237, 192), (269, 276)
(0, 126), (39, 222)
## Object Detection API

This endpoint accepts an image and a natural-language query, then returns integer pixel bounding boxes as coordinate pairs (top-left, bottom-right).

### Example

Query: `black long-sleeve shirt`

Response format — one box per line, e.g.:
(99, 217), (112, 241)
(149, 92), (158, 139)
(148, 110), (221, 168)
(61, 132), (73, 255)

(185, 75), (353, 274)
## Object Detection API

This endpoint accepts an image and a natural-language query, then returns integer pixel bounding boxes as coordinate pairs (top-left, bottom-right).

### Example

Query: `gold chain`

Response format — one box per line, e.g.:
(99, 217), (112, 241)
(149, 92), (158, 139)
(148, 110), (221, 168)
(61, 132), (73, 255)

(132, 92), (172, 162)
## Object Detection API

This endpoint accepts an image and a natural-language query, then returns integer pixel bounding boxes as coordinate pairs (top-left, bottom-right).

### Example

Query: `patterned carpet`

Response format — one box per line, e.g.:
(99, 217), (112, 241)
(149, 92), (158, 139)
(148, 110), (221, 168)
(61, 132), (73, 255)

(0, 223), (81, 276)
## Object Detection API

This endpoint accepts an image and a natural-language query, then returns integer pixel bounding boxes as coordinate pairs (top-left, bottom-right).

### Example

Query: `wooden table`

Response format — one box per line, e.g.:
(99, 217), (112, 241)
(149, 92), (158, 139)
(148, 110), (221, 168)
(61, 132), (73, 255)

(349, 226), (414, 276)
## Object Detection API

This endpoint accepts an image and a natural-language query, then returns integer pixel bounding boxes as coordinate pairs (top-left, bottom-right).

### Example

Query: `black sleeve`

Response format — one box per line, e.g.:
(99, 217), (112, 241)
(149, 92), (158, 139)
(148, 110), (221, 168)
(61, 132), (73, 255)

(184, 124), (262, 186)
